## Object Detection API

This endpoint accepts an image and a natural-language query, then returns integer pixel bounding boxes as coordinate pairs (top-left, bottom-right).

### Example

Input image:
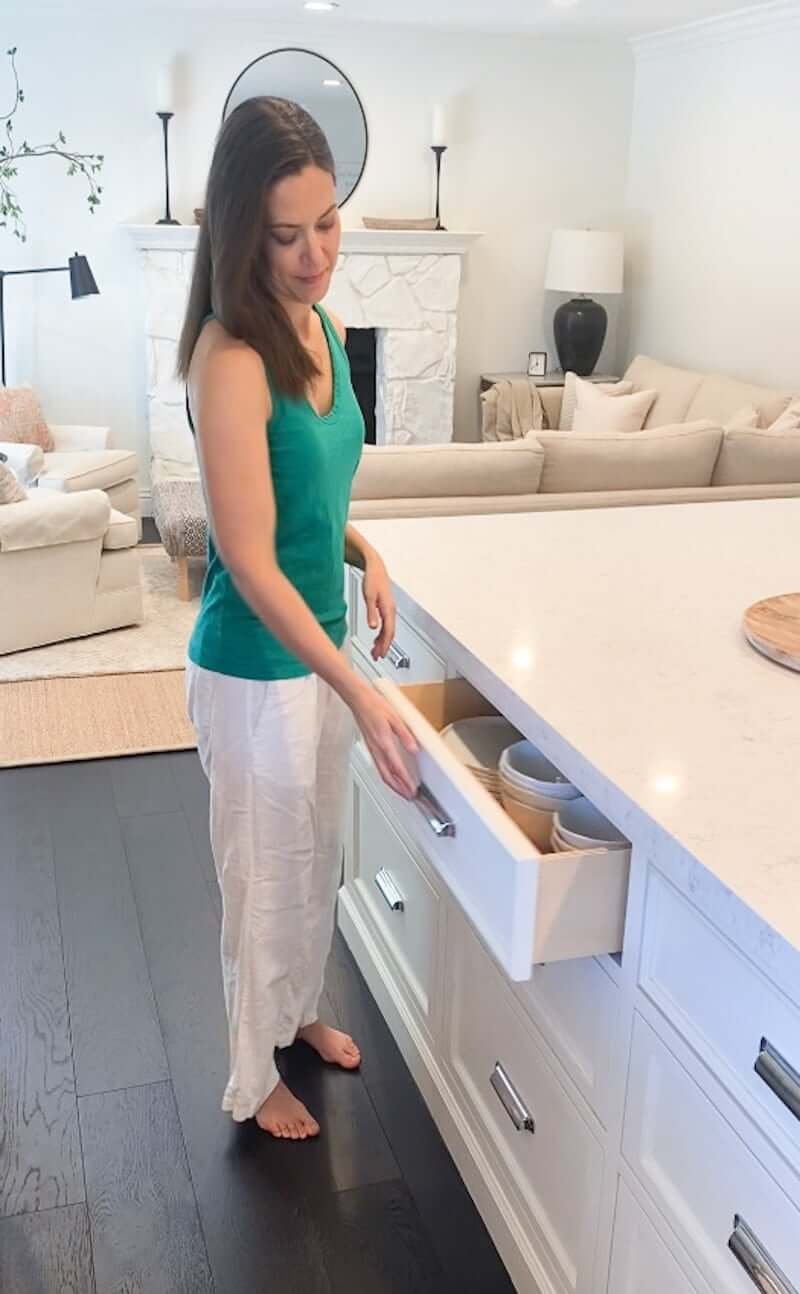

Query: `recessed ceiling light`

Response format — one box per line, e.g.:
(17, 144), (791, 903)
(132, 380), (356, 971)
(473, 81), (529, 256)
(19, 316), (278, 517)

(323, 78), (342, 87)
(304, 1), (339, 10)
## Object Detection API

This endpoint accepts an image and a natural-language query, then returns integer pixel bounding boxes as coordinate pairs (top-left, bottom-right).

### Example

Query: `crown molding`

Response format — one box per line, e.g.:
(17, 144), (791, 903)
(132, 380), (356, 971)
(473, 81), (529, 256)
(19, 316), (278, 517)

(631, 0), (800, 59)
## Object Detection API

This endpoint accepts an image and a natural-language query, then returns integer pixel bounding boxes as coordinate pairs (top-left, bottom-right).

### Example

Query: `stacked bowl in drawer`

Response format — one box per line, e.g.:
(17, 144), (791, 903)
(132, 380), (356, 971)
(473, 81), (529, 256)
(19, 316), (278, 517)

(498, 741), (580, 850)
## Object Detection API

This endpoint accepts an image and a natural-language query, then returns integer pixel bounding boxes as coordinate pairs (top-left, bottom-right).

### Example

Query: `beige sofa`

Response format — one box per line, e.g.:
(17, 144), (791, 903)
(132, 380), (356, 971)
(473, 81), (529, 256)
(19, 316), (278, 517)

(0, 489), (143, 655)
(0, 424), (141, 533)
(349, 356), (800, 520)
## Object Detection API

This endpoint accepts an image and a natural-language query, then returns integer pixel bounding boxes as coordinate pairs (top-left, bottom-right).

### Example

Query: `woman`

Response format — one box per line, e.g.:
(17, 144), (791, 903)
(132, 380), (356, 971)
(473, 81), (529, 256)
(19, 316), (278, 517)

(177, 97), (418, 1142)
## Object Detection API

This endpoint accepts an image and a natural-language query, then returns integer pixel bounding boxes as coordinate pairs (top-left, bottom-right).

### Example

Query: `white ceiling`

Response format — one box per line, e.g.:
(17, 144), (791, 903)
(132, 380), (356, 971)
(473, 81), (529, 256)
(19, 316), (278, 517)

(23, 0), (773, 38)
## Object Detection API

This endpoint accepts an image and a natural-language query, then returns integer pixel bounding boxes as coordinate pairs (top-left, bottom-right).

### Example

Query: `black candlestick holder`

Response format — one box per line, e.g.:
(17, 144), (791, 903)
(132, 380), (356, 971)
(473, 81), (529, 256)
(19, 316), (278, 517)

(431, 144), (447, 231)
(156, 111), (180, 226)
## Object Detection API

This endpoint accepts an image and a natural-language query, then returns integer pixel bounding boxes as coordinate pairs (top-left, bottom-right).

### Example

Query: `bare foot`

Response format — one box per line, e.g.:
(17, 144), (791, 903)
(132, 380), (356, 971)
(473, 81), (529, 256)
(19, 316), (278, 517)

(255, 1080), (320, 1140)
(297, 1021), (362, 1070)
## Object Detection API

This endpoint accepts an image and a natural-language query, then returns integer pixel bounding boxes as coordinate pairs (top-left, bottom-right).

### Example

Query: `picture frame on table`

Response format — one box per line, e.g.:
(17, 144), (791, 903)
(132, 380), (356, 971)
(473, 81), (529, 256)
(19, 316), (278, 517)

(527, 351), (548, 379)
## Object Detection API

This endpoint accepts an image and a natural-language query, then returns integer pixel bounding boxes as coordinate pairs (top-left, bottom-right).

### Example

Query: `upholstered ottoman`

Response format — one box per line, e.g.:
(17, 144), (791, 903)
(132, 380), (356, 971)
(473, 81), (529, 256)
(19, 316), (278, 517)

(151, 479), (208, 600)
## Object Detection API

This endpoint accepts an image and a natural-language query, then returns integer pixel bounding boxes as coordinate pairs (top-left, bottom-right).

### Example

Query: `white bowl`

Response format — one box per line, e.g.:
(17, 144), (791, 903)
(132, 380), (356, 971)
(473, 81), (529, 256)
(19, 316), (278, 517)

(441, 716), (522, 774)
(499, 742), (579, 802)
(553, 797), (627, 849)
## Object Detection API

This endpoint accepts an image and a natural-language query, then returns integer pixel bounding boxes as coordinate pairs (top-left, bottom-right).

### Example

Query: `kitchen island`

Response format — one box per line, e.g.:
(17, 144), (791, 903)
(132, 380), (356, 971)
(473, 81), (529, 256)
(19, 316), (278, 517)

(340, 499), (800, 1294)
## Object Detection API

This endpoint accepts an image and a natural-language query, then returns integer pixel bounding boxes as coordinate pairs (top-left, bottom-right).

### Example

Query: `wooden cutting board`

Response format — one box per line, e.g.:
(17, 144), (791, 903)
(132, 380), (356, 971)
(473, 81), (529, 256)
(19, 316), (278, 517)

(743, 593), (800, 672)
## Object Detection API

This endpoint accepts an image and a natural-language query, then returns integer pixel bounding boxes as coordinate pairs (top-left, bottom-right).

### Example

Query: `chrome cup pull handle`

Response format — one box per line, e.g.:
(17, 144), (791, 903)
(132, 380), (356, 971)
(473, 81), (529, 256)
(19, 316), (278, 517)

(387, 641), (411, 671)
(375, 868), (404, 913)
(754, 1037), (800, 1123)
(490, 1062), (535, 1134)
(414, 783), (455, 838)
(728, 1216), (797, 1294)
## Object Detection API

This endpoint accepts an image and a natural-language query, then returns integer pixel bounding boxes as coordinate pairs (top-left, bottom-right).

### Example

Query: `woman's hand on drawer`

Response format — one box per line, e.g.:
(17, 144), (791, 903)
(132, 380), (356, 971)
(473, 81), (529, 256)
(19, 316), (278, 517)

(350, 686), (419, 800)
(362, 551), (396, 661)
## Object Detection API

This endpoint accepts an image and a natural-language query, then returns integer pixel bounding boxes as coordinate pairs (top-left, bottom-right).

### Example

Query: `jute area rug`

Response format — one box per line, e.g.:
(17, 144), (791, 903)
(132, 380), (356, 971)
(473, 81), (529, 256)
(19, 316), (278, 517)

(0, 548), (204, 768)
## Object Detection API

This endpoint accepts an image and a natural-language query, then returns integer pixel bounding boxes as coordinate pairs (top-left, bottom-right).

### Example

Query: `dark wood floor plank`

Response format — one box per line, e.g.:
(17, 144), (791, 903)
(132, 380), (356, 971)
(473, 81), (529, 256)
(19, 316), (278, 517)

(40, 761), (169, 1096)
(79, 1081), (213, 1294)
(110, 753), (181, 819)
(324, 931), (411, 1088)
(0, 1203), (94, 1293)
(317, 1180), (445, 1293)
(123, 809), (334, 1294)
(167, 752), (222, 920)
(0, 769), (83, 1219)
(369, 1078), (515, 1292)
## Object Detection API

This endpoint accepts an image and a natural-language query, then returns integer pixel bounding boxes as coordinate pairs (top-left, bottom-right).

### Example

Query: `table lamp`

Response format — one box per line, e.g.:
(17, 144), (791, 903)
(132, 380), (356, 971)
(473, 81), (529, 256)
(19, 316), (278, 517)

(545, 229), (623, 376)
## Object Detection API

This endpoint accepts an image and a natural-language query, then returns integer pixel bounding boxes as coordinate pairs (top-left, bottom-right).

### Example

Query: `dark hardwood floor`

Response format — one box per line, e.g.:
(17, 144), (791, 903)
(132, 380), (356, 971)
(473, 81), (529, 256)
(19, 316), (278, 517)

(0, 751), (514, 1293)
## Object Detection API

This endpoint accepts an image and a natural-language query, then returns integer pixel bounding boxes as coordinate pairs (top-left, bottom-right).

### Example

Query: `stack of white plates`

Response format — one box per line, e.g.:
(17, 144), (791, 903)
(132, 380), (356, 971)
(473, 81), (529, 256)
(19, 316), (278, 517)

(551, 798), (627, 852)
(498, 741), (579, 850)
(439, 716), (523, 799)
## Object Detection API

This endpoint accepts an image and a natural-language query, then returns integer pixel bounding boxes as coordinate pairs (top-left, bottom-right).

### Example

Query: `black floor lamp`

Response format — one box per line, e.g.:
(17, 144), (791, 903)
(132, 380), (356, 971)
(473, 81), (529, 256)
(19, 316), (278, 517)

(0, 252), (99, 385)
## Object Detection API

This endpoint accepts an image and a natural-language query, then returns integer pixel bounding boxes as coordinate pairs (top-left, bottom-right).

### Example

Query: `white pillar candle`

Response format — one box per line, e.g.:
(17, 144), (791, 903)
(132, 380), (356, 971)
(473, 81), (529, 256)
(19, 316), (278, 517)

(156, 62), (175, 112)
(431, 103), (448, 147)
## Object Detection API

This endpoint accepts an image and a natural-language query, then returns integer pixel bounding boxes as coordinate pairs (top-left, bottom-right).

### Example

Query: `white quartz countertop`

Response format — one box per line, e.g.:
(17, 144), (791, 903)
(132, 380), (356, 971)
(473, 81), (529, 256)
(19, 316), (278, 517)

(354, 500), (800, 962)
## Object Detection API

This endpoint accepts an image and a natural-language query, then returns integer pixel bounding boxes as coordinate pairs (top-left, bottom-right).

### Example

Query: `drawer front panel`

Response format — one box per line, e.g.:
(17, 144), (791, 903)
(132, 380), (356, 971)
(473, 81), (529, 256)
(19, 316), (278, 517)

(640, 868), (800, 1175)
(623, 1013), (800, 1294)
(351, 571), (447, 685)
(447, 911), (603, 1294)
(350, 750), (439, 1019)
(609, 1180), (705, 1294)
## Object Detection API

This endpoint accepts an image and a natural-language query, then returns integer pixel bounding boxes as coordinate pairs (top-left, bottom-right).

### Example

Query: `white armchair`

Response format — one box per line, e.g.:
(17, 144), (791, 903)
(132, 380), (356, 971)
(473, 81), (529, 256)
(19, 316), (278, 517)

(0, 488), (143, 655)
(0, 423), (142, 537)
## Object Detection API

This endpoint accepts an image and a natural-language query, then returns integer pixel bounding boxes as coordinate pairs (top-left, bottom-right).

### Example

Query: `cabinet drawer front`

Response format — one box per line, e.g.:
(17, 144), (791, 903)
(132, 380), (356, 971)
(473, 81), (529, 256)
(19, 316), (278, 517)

(373, 676), (630, 979)
(514, 958), (618, 1126)
(623, 1014), (800, 1294)
(446, 911), (603, 1294)
(609, 1180), (704, 1294)
(351, 749), (439, 1018)
(640, 869), (800, 1175)
(351, 572), (446, 684)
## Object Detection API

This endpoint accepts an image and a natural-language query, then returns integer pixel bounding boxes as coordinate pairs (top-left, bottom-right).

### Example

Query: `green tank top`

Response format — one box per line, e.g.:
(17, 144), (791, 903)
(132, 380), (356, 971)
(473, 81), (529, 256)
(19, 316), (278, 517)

(187, 306), (365, 681)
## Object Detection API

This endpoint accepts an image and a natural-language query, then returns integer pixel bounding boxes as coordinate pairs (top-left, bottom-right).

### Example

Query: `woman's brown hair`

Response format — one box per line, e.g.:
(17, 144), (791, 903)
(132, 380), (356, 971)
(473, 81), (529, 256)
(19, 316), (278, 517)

(177, 96), (336, 396)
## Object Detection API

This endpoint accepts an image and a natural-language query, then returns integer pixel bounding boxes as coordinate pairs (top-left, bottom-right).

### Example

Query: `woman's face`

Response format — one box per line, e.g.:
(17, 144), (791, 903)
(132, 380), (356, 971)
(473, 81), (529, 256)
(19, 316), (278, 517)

(266, 165), (341, 307)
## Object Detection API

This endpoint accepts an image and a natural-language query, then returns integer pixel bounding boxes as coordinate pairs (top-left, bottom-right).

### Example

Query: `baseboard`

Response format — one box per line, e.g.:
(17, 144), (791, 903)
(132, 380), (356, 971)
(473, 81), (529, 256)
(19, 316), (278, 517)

(337, 888), (548, 1294)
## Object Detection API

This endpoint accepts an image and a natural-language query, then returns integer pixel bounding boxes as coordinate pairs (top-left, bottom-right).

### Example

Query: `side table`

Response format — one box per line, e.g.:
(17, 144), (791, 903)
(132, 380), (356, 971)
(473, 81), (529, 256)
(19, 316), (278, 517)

(479, 370), (619, 394)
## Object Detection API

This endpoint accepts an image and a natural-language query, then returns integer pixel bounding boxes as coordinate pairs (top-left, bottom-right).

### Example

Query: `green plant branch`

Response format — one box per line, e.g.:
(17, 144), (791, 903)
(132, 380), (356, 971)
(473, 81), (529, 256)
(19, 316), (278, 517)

(0, 46), (104, 242)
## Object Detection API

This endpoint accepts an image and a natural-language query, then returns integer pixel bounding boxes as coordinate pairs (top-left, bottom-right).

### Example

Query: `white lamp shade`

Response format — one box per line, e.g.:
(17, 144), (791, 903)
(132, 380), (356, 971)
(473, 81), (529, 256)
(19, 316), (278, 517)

(545, 229), (624, 296)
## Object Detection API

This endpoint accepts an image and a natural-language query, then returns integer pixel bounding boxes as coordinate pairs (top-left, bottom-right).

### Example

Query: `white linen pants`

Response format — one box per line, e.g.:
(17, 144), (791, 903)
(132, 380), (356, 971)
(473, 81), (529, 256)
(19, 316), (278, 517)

(185, 652), (354, 1122)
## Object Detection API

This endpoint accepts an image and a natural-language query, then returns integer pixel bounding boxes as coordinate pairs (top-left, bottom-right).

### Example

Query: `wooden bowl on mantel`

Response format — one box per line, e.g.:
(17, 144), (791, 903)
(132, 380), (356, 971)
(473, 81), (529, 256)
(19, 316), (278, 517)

(743, 593), (800, 672)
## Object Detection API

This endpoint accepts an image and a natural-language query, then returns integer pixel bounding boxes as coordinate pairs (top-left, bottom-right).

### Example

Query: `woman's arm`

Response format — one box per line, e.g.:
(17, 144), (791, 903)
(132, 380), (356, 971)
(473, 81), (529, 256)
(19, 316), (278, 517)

(189, 332), (417, 796)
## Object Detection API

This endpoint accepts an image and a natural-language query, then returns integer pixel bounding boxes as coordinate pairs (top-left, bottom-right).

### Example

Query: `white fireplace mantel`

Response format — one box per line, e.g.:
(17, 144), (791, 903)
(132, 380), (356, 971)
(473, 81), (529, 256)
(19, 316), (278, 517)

(125, 224), (481, 257)
(125, 223), (481, 473)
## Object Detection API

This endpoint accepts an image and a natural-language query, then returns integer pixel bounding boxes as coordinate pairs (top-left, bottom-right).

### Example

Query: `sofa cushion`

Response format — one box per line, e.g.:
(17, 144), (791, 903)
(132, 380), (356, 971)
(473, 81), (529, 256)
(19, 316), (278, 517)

(725, 404), (760, 431)
(712, 428), (800, 486)
(103, 508), (140, 551)
(0, 461), (27, 505)
(558, 373), (633, 430)
(40, 449), (138, 494)
(0, 386), (54, 452)
(536, 422), (723, 494)
(351, 437), (545, 501)
(686, 374), (793, 429)
(571, 381), (657, 434)
(623, 356), (704, 428)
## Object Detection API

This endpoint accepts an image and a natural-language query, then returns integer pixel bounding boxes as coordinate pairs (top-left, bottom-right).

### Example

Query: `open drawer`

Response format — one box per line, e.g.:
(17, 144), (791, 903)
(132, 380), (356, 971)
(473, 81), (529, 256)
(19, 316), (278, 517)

(372, 676), (630, 980)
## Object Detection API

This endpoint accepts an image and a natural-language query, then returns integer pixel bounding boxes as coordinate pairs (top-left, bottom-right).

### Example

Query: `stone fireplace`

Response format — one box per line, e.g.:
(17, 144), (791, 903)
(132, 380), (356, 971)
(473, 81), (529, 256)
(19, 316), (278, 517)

(127, 227), (479, 485)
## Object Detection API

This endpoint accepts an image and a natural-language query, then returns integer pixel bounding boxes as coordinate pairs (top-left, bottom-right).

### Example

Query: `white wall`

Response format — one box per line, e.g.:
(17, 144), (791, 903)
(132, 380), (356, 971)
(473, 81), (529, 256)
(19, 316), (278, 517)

(4, 8), (632, 491)
(622, 8), (800, 388)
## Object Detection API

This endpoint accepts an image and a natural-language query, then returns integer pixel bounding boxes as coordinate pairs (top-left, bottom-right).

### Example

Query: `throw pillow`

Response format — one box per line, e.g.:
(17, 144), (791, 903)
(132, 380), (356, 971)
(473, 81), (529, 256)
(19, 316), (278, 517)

(0, 460), (27, 504)
(767, 400), (800, 433)
(559, 373), (634, 430)
(536, 422), (723, 494)
(571, 380), (658, 435)
(725, 404), (760, 431)
(712, 428), (800, 486)
(0, 386), (54, 452)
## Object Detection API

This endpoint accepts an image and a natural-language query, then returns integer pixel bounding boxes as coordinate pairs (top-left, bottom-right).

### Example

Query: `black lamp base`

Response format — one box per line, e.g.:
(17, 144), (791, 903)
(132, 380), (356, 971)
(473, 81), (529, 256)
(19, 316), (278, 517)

(553, 297), (607, 377)
(156, 217), (181, 226)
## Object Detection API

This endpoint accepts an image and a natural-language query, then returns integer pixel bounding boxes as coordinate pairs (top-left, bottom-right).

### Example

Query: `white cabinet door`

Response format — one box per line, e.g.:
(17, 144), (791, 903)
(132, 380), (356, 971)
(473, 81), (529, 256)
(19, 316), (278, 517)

(609, 1180), (707, 1294)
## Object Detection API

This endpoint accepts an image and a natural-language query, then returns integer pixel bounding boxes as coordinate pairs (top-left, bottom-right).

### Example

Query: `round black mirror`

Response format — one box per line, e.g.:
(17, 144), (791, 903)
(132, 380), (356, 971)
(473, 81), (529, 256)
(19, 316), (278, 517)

(222, 48), (368, 207)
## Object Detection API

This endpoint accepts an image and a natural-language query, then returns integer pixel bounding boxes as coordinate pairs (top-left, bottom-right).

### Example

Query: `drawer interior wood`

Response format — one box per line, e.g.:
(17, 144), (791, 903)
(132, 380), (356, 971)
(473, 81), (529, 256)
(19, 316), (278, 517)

(380, 676), (631, 967)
